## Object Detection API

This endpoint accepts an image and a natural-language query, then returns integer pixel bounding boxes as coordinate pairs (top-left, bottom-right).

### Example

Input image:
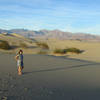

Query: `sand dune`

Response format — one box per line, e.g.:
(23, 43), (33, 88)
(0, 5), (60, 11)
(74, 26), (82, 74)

(0, 34), (100, 63)
(0, 54), (100, 100)
(45, 39), (100, 62)
(0, 33), (35, 45)
(0, 34), (39, 54)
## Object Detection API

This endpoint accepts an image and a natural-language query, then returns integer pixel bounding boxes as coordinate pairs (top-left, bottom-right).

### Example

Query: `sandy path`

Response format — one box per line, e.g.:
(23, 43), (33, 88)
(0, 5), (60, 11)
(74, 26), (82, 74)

(0, 54), (100, 100)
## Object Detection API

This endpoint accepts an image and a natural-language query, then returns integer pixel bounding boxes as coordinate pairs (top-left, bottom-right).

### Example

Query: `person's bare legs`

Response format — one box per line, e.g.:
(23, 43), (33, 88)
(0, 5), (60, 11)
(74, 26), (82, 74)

(22, 66), (24, 70)
(18, 66), (22, 75)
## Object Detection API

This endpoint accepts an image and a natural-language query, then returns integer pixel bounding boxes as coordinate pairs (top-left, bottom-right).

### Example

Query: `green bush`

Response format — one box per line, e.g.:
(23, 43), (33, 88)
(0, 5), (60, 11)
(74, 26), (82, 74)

(0, 40), (11, 50)
(66, 48), (82, 54)
(54, 48), (67, 54)
(36, 42), (49, 49)
(54, 48), (82, 54)
(20, 43), (27, 48)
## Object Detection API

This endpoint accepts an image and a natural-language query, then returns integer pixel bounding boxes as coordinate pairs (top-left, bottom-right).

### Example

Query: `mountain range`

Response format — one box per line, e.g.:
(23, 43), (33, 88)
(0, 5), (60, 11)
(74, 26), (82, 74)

(0, 29), (100, 41)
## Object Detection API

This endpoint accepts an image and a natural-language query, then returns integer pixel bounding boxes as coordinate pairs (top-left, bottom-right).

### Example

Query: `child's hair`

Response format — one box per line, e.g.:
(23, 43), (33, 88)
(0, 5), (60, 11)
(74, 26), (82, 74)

(18, 49), (23, 54)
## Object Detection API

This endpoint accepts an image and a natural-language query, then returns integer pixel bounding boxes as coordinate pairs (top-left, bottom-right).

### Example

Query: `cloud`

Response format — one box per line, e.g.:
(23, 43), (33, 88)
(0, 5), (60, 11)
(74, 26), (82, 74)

(0, 0), (100, 34)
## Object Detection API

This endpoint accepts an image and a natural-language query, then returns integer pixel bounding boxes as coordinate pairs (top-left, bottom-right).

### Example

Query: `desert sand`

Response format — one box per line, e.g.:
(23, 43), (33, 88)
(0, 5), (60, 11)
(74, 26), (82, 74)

(0, 54), (100, 100)
(45, 39), (100, 62)
(1, 34), (100, 63)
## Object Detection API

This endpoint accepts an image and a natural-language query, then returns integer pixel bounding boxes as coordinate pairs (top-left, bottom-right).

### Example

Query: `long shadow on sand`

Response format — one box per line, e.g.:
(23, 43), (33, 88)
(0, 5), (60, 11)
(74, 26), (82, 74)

(45, 55), (95, 63)
(23, 63), (100, 75)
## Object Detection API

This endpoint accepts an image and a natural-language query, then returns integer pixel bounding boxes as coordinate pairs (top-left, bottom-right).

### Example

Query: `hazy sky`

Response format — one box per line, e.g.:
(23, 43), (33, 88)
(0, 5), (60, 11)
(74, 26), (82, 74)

(0, 0), (100, 34)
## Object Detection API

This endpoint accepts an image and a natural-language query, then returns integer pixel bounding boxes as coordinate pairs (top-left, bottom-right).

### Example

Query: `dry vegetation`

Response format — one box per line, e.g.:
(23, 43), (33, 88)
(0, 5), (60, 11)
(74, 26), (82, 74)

(19, 42), (28, 48)
(36, 41), (49, 49)
(0, 40), (11, 50)
(66, 48), (82, 54)
(54, 48), (67, 54)
(54, 48), (82, 54)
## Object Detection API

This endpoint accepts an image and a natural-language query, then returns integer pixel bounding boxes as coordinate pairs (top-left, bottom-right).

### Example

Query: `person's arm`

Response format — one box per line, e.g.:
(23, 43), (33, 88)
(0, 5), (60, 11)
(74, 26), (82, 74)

(15, 55), (19, 61)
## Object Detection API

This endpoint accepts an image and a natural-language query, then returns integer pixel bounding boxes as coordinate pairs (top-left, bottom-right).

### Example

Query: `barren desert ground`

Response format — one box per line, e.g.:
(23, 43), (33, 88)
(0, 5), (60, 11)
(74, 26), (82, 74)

(0, 54), (100, 100)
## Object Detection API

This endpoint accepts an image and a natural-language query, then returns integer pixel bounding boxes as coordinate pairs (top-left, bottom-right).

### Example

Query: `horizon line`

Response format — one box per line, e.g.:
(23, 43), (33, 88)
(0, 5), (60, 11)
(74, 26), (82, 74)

(0, 28), (96, 35)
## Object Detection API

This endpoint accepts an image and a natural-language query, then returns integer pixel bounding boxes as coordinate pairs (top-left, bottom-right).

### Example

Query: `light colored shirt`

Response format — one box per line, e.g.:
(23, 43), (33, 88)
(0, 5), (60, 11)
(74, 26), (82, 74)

(18, 54), (23, 62)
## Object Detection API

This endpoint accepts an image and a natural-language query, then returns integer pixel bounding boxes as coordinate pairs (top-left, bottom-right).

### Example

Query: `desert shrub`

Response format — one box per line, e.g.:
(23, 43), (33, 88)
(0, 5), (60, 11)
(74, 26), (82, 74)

(37, 50), (47, 55)
(54, 48), (82, 54)
(29, 41), (33, 44)
(54, 48), (67, 54)
(0, 40), (11, 50)
(76, 39), (82, 41)
(66, 48), (82, 54)
(20, 43), (27, 48)
(36, 42), (49, 49)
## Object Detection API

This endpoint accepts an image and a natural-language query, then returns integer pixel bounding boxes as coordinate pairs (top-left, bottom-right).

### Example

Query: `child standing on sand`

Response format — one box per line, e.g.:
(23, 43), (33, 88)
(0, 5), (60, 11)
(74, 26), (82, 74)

(15, 50), (24, 75)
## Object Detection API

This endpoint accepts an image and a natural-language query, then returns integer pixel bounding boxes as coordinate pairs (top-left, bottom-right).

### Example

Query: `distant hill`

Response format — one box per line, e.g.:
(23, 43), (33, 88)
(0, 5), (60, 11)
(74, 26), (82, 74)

(0, 29), (11, 34)
(0, 33), (35, 47)
(0, 29), (100, 41)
